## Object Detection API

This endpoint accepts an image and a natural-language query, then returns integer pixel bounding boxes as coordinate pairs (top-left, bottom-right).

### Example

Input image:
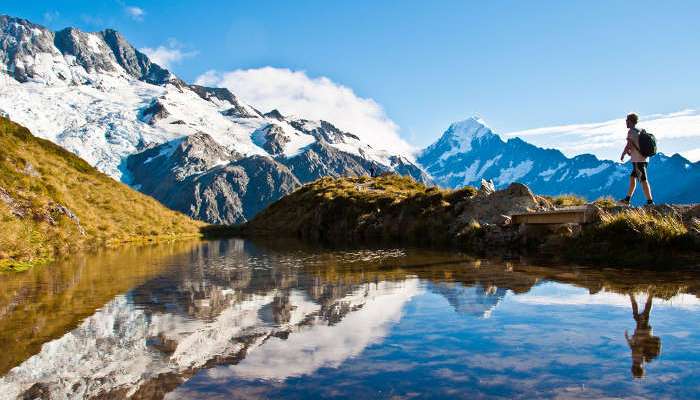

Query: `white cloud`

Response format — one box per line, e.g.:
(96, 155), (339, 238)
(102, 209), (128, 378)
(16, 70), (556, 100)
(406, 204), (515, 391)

(505, 109), (700, 162)
(140, 40), (197, 69)
(125, 6), (145, 21)
(681, 148), (700, 162)
(194, 67), (414, 156)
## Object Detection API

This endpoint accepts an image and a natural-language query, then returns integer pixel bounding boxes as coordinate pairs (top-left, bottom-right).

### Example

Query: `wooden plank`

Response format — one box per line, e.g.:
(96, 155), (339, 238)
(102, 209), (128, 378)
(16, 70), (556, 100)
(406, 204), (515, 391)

(511, 206), (595, 225)
(512, 212), (587, 225)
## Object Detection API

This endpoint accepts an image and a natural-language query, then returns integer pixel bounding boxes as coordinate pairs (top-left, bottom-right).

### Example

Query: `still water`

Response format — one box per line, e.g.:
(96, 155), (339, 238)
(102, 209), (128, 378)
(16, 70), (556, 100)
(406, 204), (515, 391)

(1, 239), (700, 399)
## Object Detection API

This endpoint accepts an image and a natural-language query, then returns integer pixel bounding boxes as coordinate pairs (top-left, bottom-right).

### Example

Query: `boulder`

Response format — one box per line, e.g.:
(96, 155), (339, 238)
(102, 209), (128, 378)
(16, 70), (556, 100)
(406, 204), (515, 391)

(457, 182), (549, 225)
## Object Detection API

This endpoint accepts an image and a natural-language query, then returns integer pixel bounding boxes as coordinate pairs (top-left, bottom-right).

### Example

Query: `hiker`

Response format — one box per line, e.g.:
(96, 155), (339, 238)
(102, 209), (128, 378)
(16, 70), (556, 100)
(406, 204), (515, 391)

(625, 292), (661, 378)
(619, 113), (654, 205)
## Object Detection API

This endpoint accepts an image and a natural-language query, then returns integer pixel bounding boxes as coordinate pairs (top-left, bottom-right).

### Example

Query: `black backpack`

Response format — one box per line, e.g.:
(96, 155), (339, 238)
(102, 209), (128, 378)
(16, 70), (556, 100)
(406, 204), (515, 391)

(638, 129), (657, 158)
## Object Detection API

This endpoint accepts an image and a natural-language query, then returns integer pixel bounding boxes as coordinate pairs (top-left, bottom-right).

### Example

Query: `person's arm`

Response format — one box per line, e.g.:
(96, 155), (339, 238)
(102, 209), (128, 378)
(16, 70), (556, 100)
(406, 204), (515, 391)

(621, 131), (633, 161)
(621, 141), (630, 161)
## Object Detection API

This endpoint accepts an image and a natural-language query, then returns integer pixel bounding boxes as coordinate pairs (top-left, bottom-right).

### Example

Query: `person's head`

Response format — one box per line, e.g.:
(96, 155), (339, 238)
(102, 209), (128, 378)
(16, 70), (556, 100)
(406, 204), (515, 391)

(626, 113), (639, 129)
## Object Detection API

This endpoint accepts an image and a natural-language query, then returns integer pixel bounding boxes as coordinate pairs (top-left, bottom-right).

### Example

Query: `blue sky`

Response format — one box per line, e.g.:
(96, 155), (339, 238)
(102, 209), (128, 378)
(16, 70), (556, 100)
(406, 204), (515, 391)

(5, 0), (700, 152)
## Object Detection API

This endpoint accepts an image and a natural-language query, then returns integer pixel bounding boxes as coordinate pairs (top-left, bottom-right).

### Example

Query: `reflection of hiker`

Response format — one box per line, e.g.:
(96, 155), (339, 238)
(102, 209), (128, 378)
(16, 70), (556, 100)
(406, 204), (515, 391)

(625, 293), (661, 378)
(619, 113), (654, 205)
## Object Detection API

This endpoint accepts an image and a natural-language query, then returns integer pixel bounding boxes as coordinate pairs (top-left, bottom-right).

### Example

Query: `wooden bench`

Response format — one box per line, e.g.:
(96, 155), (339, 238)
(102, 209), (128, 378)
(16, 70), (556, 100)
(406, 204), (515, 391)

(511, 206), (598, 225)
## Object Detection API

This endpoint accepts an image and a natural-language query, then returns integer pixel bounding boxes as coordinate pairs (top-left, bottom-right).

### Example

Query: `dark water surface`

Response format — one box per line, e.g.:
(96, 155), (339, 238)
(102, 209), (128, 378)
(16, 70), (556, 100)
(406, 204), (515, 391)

(1, 239), (700, 399)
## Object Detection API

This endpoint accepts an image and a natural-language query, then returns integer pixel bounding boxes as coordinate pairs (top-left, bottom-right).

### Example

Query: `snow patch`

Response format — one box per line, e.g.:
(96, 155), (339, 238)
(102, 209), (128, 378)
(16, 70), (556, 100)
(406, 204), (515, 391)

(494, 160), (534, 186)
(575, 163), (610, 178)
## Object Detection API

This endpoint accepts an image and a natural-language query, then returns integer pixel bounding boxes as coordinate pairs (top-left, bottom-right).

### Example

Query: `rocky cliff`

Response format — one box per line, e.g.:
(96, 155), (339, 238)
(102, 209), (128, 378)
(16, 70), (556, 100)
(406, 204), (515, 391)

(0, 14), (430, 224)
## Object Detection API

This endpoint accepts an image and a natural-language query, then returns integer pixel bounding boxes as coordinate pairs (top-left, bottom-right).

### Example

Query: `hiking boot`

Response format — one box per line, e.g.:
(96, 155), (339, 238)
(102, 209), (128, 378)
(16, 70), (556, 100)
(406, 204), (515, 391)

(646, 199), (655, 206)
(618, 197), (631, 205)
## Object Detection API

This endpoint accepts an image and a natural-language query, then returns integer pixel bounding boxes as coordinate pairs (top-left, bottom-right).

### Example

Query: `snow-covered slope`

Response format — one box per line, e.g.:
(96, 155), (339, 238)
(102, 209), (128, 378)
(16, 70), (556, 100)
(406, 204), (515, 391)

(0, 15), (429, 223)
(0, 271), (421, 399)
(419, 117), (700, 204)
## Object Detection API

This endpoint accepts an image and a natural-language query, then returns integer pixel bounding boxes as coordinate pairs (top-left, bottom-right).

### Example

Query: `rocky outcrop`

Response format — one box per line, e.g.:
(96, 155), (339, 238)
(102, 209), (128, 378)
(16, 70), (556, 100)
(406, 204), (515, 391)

(139, 98), (169, 125)
(0, 15), (174, 85)
(243, 175), (550, 247)
(100, 29), (171, 85)
(281, 140), (384, 183)
(128, 135), (300, 224)
(263, 109), (284, 121)
(291, 119), (361, 144)
(189, 84), (260, 117)
(252, 124), (290, 156)
(178, 156), (300, 224)
(128, 130), (431, 224)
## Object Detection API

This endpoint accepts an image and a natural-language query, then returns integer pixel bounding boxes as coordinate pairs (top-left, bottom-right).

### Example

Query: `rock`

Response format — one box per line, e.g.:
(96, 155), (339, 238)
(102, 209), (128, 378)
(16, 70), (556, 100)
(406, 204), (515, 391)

(459, 182), (548, 225)
(494, 214), (512, 226)
(289, 120), (360, 144)
(0, 186), (26, 218)
(22, 161), (41, 177)
(263, 109), (285, 121)
(139, 99), (169, 125)
(189, 85), (261, 117)
(48, 202), (86, 235)
(252, 124), (291, 156)
(479, 179), (495, 196)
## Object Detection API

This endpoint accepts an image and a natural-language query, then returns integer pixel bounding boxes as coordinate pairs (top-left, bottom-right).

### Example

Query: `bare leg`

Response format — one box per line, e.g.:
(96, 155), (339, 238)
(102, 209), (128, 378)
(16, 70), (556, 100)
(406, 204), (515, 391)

(626, 176), (637, 198)
(641, 180), (653, 202)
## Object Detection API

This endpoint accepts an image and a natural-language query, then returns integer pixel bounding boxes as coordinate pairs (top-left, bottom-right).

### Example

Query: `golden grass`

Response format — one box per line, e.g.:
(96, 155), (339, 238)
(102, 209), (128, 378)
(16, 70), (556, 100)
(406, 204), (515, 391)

(0, 117), (204, 270)
(246, 174), (476, 245)
(598, 209), (688, 242)
(593, 196), (617, 208)
(545, 194), (588, 207)
(567, 208), (698, 266)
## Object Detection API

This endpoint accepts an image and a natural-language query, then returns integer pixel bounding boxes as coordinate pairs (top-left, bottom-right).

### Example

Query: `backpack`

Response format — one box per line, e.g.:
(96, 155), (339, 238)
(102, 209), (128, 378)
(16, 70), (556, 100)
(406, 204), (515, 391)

(638, 129), (657, 158)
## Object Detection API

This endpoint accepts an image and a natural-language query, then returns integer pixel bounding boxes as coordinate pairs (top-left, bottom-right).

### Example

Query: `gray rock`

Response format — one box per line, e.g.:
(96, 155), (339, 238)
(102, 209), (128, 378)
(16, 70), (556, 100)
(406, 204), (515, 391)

(263, 109), (285, 121)
(0, 15), (173, 85)
(479, 179), (495, 196)
(189, 84), (261, 117)
(0, 15), (61, 83)
(252, 124), (291, 156)
(100, 29), (172, 85)
(290, 120), (361, 144)
(139, 99), (169, 125)
(458, 182), (550, 225)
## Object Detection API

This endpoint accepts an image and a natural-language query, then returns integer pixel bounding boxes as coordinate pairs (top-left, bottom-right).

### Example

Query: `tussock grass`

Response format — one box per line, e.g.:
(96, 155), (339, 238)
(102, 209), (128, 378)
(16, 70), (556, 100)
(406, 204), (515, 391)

(599, 209), (688, 241)
(593, 196), (617, 208)
(247, 175), (477, 245)
(0, 117), (203, 270)
(545, 194), (588, 207)
(567, 208), (698, 266)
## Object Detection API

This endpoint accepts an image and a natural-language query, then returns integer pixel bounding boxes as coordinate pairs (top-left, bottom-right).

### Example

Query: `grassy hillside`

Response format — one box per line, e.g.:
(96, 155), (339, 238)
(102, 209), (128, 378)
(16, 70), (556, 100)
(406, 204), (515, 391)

(244, 174), (486, 245)
(241, 175), (699, 267)
(0, 117), (203, 270)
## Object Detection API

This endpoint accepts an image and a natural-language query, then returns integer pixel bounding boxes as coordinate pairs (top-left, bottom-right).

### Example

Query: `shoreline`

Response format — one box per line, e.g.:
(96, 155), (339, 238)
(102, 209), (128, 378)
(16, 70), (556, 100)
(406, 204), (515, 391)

(228, 176), (700, 268)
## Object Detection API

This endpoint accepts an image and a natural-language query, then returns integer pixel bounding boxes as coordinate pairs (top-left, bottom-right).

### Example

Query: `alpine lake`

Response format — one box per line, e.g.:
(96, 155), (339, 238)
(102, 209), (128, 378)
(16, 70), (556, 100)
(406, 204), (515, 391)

(1, 239), (700, 399)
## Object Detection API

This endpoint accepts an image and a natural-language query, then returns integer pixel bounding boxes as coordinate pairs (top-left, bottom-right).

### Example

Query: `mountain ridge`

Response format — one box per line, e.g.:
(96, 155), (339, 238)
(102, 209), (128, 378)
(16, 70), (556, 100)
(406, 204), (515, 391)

(418, 117), (700, 204)
(0, 14), (430, 224)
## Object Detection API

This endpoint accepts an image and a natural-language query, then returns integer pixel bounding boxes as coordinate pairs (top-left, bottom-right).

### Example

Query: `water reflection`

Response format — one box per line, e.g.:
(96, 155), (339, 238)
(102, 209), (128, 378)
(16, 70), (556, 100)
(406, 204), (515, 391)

(626, 293), (661, 378)
(0, 239), (699, 399)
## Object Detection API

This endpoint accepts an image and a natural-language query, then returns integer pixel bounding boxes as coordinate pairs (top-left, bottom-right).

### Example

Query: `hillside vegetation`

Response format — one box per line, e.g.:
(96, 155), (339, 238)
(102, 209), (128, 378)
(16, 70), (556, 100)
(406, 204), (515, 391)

(243, 174), (545, 247)
(0, 117), (203, 270)
(242, 175), (700, 267)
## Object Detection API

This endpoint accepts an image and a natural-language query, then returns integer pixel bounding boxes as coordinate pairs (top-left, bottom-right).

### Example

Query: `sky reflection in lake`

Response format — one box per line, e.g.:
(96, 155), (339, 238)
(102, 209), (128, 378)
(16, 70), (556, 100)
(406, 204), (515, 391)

(1, 239), (700, 399)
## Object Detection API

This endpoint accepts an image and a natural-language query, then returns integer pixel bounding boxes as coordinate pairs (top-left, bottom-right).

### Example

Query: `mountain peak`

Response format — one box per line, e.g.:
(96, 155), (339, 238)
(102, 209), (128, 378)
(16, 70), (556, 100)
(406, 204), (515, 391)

(445, 117), (494, 141)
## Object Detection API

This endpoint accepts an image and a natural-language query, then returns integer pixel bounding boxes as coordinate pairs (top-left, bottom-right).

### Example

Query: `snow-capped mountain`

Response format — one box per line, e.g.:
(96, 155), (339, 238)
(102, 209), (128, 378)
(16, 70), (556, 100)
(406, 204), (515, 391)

(0, 15), (429, 223)
(419, 117), (700, 204)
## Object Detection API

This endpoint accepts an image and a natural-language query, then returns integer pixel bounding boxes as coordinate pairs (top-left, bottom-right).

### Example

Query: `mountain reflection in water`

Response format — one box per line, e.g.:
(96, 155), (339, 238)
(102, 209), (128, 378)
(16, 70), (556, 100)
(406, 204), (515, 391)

(1, 239), (700, 399)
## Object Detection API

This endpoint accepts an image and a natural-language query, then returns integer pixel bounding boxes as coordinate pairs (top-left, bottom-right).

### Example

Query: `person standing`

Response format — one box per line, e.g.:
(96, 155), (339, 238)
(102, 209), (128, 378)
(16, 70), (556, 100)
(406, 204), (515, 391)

(619, 113), (654, 205)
